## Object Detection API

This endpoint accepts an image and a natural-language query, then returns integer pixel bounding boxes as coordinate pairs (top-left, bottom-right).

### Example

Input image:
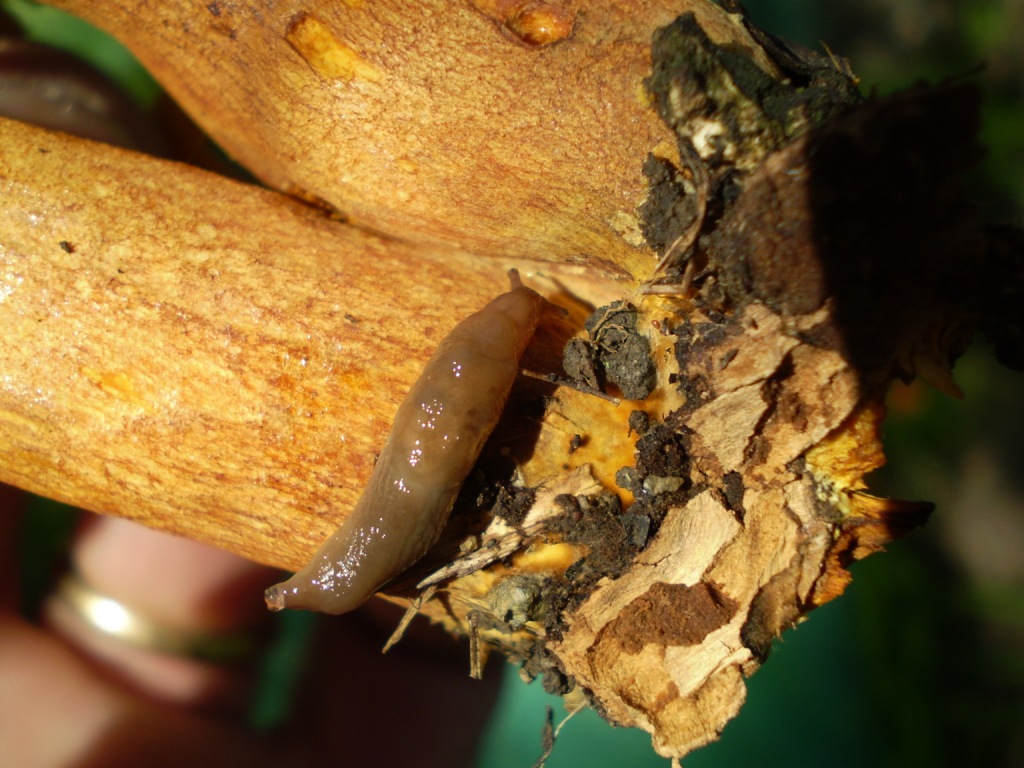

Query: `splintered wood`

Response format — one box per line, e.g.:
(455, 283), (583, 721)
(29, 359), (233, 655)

(551, 303), (873, 756)
(378, 21), (980, 760)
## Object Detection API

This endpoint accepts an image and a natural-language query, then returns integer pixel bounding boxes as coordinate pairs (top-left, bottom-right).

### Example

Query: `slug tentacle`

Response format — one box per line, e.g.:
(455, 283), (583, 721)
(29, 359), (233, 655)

(266, 271), (546, 614)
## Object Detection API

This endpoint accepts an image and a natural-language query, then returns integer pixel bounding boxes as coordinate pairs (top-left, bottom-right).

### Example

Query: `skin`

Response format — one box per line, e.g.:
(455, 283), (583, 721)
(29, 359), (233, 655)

(2, 501), (500, 768)
(0, 40), (168, 155)
(266, 271), (546, 614)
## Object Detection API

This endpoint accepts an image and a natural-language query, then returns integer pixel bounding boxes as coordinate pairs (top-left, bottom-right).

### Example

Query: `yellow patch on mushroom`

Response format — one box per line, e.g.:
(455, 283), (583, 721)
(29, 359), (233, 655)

(80, 367), (141, 404)
(286, 13), (382, 83)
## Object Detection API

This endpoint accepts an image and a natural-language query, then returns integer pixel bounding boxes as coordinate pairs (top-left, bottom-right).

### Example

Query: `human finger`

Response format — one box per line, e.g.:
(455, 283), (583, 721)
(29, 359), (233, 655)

(45, 515), (275, 711)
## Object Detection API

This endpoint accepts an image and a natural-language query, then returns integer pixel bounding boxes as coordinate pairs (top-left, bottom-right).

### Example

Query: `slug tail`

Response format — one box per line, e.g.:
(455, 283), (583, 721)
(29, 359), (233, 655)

(263, 567), (367, 614)
(264, 583), (290, 612)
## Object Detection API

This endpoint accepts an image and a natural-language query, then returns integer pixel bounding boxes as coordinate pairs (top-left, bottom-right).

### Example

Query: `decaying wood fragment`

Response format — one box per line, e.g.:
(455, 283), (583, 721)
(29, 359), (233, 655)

(377, 16), (996, 760)
(3, 0), (1023, 762)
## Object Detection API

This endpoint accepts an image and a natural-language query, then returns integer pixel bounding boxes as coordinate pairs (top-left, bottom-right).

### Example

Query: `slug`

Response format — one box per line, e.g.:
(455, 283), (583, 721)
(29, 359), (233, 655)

(265, 270), (546, 614)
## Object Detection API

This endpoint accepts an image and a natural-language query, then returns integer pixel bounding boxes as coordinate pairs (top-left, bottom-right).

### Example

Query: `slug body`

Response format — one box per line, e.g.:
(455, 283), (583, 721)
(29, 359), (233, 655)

(266, 272), (545, 614)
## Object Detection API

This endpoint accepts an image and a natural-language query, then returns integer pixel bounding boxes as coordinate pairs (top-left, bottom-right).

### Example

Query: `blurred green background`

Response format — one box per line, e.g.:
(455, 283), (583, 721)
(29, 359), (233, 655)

(5, 0), (1022, 765)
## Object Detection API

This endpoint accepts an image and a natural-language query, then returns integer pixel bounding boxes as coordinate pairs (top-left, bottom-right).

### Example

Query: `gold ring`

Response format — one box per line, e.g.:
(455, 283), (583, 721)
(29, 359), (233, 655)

(52, 572), (260, 663)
